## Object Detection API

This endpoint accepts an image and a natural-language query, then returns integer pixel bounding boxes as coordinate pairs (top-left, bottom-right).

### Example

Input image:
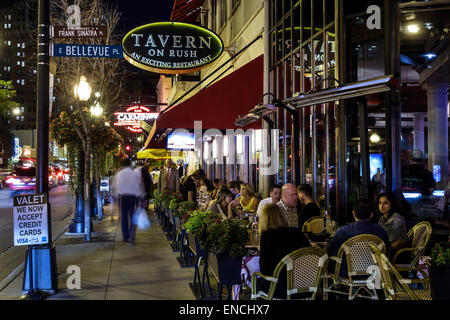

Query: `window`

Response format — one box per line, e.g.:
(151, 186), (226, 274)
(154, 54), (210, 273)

(219, 0), (227, 29)
(210, 0), (217, 31)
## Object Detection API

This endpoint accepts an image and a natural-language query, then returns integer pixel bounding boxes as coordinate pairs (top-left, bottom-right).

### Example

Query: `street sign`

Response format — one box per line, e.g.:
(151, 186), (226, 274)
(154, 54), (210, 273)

(100, 177), (109, 192)
(52, 25), (107, 39)
(13, 193), (49, 246)
(52, 44), (123, 58)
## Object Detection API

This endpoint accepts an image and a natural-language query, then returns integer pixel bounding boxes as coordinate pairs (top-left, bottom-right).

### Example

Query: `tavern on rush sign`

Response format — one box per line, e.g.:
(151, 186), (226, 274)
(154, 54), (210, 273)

(122, 22), (223, 74)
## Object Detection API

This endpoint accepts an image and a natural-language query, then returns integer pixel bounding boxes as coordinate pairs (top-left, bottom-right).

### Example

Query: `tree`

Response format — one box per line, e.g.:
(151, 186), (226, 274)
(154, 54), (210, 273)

(48, 0), (128, 230)
(0, 78), (19, 165)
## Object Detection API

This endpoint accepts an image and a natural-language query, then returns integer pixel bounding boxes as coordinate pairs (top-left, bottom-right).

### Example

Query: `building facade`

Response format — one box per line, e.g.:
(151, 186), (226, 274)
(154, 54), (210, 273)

(150, 0), (449, 224)
(0, 0), (38, 131)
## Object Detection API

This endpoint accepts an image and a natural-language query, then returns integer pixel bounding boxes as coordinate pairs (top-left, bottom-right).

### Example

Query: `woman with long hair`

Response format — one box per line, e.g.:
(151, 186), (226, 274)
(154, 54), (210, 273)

(376, 193), (408, 256)
(228, 183), (259, 218)
(257, 203), (309, 299)
(207, 186), (234, 220)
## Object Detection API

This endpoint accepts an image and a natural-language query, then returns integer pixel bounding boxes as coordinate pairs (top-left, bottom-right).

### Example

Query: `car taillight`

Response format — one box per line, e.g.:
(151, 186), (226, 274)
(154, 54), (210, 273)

(58, 172), (63, 177)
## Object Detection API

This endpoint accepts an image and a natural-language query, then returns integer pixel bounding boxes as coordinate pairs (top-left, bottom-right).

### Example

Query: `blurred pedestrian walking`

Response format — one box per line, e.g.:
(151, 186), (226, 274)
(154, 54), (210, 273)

(135, 160), (153, 210)
(112, 157), (145, 245)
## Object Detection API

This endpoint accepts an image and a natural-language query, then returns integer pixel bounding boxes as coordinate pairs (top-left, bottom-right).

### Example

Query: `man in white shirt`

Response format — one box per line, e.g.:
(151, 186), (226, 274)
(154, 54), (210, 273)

(112, 158), (145, 244)
(256, 184), (282, 217)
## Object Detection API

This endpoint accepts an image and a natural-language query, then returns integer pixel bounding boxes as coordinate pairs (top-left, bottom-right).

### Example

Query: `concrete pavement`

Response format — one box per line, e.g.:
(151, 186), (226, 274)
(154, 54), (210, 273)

(0, 204), (196, 300)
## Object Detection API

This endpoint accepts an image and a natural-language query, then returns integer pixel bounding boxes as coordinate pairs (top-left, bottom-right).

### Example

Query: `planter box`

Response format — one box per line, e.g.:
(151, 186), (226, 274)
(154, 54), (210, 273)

(216, 254), (242, 286)
(430, 266), (450, 300)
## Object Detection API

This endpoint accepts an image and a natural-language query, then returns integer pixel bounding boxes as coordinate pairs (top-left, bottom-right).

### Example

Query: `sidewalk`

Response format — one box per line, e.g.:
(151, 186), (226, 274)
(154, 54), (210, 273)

(0, 204), (196, 300)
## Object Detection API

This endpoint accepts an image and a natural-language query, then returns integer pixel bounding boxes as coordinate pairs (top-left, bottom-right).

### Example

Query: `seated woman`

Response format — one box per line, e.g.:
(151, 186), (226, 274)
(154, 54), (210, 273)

(181, 169), (205, 202)
(377, 193), (409, 258)
(228, 183), (259, 218)
(206, 186), (234, 220)
(257, 203), (310, 299)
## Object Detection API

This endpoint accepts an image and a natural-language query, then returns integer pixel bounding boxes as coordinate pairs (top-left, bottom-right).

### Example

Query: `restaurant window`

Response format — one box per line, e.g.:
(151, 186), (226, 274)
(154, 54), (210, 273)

(219, 0), (227, 30)
(270, 0), (337, 209)
(210, 0), (217, 31)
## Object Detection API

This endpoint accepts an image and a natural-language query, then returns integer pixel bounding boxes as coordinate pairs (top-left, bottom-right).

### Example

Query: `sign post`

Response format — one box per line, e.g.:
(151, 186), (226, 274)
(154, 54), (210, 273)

(21, 0), (57, 299)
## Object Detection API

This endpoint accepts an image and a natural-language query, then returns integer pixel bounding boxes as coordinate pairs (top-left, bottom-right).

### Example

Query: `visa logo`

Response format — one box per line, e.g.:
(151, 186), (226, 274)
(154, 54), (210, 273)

(17, 238), (28, 244)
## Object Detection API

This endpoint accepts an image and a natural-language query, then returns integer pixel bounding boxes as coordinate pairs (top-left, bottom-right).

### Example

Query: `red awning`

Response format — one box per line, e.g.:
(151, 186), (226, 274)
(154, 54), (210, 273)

(156, 55), (264, 131)
(170, 0), (204, 22)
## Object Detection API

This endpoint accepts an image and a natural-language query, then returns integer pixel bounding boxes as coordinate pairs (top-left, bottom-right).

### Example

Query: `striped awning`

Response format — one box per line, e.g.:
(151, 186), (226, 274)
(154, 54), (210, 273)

(170, 0), (204, 22)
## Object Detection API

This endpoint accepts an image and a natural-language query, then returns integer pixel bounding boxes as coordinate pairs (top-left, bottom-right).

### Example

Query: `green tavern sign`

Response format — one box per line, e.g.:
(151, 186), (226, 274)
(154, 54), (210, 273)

(122, 22), (224, 74)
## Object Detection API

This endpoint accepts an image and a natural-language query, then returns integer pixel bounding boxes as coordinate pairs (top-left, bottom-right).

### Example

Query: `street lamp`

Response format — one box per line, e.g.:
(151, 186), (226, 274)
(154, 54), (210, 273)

(90, 101), (103, 117)
(67, 76), (92, 237)
(73, 76), (91, 101)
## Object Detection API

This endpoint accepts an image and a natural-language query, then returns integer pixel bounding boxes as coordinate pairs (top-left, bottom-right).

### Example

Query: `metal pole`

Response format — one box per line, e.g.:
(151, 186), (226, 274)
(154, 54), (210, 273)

(22, 0), (57, 298)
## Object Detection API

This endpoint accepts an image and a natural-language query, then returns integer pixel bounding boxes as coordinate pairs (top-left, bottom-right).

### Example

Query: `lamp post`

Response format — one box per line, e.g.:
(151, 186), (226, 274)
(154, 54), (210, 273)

(22, 0), (57, 299)
(67, 76), (92, 240)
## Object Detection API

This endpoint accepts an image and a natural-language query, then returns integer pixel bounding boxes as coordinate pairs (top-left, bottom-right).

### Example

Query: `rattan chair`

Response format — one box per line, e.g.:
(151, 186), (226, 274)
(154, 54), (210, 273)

(324, 234), (386, 300)
(369, 244), (431, 300)
(302, 216), (326, 234)
(393, 221), (432, 274)
(251, 247), (328, 300)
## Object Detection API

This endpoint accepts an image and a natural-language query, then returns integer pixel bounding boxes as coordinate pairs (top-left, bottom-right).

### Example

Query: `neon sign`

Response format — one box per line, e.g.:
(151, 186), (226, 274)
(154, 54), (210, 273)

(114, 106), (159, 133)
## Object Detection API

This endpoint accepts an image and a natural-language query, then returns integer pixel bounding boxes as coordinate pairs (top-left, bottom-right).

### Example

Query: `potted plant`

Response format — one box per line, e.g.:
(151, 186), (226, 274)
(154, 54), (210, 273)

(429, 242), (450, 300)
(174, 201), (197, 219)
(205, 219), (249, 286)
(184, 210), (219, 255)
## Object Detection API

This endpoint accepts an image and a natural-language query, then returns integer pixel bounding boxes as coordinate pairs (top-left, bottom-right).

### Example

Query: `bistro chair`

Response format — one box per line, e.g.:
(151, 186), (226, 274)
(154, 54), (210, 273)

(302, 216), (326, 234)
(369, 244), (431, 300)
(392, 221), (432, 275)
(251, 247), (328, 300)
(324, 234), (386, 300)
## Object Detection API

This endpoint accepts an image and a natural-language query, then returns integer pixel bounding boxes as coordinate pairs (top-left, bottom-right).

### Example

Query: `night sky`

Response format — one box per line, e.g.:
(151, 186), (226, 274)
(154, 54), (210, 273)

(116, 0), (175, 32)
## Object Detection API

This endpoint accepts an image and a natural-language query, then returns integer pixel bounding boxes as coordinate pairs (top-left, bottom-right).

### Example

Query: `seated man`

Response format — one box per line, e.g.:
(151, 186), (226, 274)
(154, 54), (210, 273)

(297, 183), (321, 229)
(256, 184), (282, 218)
(326, 199), (391, 277)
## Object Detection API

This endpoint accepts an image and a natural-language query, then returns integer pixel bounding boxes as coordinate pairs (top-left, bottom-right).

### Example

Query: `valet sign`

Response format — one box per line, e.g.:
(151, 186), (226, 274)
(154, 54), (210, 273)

(122, 22), (223, 74)
(13, 194), (49, 246)
(114, 106), (159, 133)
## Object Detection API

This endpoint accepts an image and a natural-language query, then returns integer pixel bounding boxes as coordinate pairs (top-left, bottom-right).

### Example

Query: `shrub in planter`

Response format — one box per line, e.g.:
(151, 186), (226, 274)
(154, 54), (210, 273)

(174, 201), (197, 219)
(153, 190), (161, 207)
(429, 242), (450, 300)
(160, 190), (182, 209)
(206, 218), (249, 257)
(206, 219), (249, 286)
(183, 209), (221, 248)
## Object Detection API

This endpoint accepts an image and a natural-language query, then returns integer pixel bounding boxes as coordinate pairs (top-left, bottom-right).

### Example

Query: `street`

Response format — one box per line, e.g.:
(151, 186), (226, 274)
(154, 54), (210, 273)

(0, 185), (75, 254)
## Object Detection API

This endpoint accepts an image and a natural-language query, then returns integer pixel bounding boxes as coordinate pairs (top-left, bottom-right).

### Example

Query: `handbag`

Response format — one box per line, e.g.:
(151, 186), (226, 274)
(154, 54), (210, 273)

(132, 206), (151, 230)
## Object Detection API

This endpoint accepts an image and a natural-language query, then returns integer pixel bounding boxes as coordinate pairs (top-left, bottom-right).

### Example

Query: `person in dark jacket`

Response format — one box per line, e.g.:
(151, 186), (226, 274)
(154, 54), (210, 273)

(326, 199), (391, 277)
(257, 203), (310, 299)
(297, 183), (321, 229)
